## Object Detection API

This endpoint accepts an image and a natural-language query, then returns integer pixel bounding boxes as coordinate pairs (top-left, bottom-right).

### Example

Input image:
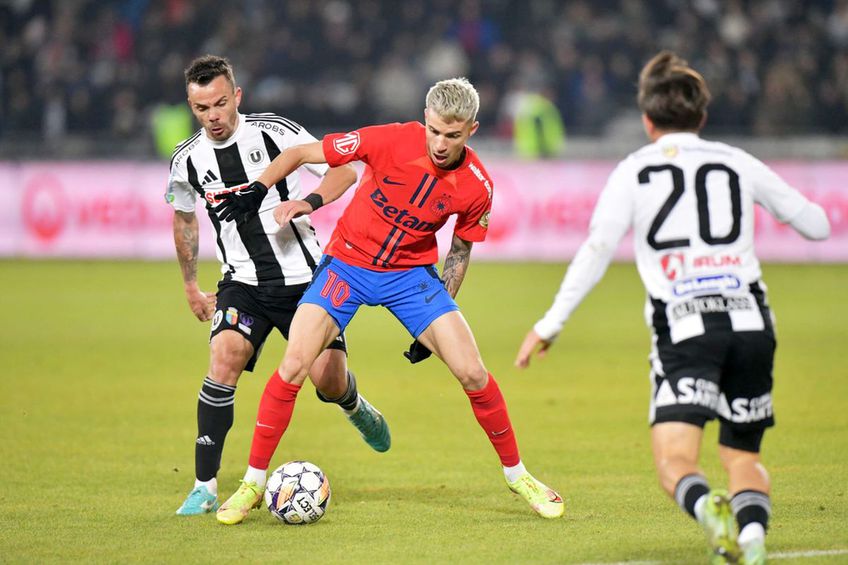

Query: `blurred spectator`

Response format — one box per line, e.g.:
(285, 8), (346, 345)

(501, 80), (566, 159)
(150, 101), (191, 159)
(0, 0), (846, 158)
(754, 60), (814, 135)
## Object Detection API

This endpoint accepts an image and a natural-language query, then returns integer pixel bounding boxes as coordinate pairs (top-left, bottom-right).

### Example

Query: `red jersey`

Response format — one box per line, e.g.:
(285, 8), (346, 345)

(322, 122), (493, 270)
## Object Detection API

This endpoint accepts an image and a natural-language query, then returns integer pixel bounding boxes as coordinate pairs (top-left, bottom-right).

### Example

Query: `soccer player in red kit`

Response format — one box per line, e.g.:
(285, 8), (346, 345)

(213, 77), (564, 524)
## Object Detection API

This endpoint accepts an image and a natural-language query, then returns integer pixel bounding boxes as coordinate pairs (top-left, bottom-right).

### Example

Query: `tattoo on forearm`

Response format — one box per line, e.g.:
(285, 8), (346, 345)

(442, 238), (472, 298)
(174, 212), (199, 284)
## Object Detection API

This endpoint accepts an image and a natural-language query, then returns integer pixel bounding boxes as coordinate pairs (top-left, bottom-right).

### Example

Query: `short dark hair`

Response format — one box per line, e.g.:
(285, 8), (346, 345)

(184, 55), (235, 90)
(638, 51), (710, 131)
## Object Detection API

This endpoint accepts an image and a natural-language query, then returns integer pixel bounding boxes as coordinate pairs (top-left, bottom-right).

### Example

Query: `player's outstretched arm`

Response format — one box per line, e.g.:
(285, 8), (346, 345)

(273, 164), (357, 226)
(789, 202), (830, 240)
(515, 221), (624, 370)
(173, 210), (216, 321)
(257, 141), (326, 189)
(312, 164), (358, 206)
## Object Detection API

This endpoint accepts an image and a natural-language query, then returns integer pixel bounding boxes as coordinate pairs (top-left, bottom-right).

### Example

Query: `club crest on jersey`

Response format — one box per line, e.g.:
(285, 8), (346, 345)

(247, 147), (264, 164)
(430, 194), (452, 214)
(333, 131), (360, 155)
(660, 252), (685, 281)
(662, 144), (679, 158)
(225, 307), (239, 326)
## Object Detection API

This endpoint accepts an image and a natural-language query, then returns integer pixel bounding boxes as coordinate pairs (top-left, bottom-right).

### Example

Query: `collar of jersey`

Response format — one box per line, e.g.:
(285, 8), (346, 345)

(654, 131), (700, 144)
(204, 113), (244, 147)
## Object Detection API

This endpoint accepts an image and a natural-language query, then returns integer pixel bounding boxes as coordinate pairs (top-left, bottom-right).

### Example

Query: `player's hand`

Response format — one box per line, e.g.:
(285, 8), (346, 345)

(214, 181), (268, 224)
(274, 200), (314, 226)
(403, 340), (432, 364)
(185, 285), (217, 322)
(514, 329), (553, 369)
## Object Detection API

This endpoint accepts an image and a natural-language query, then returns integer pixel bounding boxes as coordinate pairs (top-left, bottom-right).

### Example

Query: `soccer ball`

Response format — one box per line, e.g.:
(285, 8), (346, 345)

(264, 460), (331, 525)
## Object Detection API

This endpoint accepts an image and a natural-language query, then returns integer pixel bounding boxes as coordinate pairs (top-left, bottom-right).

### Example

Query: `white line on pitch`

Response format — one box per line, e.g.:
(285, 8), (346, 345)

(577, 562), (661, 565)
(577, 548), (848, 565)
(772, 549), (848, 559)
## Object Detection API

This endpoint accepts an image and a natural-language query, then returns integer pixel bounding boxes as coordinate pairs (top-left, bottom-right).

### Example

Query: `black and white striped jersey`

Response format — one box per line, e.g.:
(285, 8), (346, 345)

(534, 132), (829, 344)
(166, 113), (326, 286)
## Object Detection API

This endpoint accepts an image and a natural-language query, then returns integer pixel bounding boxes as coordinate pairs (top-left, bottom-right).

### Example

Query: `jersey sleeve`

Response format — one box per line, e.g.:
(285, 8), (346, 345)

(533, 162), (633, 341)
(165, 160), (197, 213)
(294, 126), (330, 178)
(453, 182), (492, 242)
(322, 124), (397, 167)
(588, 160), (635, 233)
(747, 155), (817, 223)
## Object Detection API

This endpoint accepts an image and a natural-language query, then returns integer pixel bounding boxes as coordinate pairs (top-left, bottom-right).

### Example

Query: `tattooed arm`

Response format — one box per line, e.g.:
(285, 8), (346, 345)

(173, 210), (216, 321)
(441, 235), (474, 299)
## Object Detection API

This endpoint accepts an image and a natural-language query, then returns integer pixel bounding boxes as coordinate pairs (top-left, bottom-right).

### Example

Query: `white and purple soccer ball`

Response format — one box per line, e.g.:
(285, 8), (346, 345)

(264, 461), (331, 525)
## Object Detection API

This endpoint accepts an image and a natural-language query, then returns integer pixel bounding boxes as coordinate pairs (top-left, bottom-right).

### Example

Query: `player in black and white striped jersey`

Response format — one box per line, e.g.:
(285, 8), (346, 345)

(515, 51), (830, 563)
(168, 55), (390, 517)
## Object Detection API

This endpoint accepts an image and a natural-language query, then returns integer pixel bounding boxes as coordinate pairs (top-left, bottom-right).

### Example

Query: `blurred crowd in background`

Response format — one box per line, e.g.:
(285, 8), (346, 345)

(2, 0), (848, 158)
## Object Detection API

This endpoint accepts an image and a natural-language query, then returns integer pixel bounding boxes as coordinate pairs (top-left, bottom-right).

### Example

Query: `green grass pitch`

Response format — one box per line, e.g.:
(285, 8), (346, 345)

(0, 260), (845, 564)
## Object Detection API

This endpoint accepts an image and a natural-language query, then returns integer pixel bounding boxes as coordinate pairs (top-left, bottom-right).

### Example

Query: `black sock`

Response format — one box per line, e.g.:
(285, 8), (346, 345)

(674, 474), (710, 519)
(731, 490), (771, 532)
(315, 370), (360, 411)
(195, 376), (235, 482)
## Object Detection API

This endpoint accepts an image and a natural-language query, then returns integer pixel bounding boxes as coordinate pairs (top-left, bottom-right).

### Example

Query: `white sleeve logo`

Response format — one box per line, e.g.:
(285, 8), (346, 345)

(333, 131), (360, 155)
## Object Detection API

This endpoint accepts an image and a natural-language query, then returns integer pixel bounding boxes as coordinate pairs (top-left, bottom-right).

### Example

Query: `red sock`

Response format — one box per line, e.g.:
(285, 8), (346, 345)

(465, 374), (520, 467)
(248, 371), (301, 470)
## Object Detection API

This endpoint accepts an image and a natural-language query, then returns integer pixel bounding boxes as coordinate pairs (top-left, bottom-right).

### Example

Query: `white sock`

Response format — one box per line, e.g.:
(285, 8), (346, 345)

(342, 396), (361, 416)
(503, 461), (527, 483)
(194, 477), (217, 496)
(738, 522), (766, 547)
(693, 494), (708, 523)
(244, 465), (267, 489)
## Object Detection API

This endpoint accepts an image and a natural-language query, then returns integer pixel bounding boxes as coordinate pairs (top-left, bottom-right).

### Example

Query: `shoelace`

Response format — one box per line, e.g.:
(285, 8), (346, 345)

(517, 476), (542, 495)
(228, 481), (260, 504)
(519, 476), (558, 502)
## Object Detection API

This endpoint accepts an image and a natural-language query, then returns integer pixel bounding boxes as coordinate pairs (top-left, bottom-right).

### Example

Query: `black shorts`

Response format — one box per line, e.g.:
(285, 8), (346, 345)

(649, 328), (776, 450)
(209, 280), (346, 372)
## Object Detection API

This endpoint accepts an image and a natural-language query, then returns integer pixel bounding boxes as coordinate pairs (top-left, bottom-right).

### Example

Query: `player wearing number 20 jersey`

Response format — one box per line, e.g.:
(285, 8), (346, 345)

(321, 121), (493, 270)
(517, 51), (830, 564)
(534, 132), (827, 344)
(530, 130), (830, 417)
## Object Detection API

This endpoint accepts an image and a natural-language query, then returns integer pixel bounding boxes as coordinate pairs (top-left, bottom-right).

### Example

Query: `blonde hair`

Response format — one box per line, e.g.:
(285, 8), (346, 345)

(425, 77), (479, 123)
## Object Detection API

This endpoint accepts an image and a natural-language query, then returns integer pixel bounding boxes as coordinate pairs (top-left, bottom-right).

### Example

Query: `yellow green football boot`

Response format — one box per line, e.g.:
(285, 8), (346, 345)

(506, 472), (564, 519)
(216, 480), (263, 525)
(701, 489), (741, 564)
